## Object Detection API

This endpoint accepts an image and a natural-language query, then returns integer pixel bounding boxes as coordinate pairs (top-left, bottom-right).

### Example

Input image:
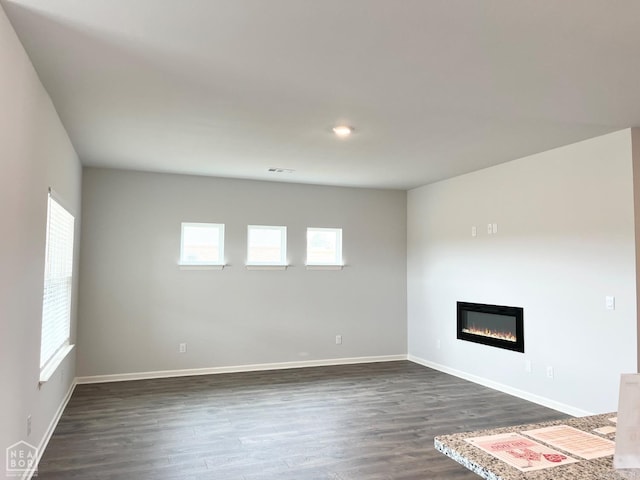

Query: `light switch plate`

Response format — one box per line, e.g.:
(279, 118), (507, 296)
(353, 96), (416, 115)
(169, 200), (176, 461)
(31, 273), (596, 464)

(606, 296), (615, 310)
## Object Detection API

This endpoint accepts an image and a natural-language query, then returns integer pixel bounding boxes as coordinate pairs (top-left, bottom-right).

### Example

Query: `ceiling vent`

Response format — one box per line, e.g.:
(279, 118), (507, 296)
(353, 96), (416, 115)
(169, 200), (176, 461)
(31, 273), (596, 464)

(268, 168), (295, 173)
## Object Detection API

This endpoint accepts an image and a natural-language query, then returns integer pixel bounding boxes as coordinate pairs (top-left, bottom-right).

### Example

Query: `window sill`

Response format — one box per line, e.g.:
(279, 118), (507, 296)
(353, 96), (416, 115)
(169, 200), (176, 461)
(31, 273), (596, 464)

(246, 265), (289, 270)
(39, 344), (74, 384)
(306, 265), (344, 270)
(179, 264), (226, 270)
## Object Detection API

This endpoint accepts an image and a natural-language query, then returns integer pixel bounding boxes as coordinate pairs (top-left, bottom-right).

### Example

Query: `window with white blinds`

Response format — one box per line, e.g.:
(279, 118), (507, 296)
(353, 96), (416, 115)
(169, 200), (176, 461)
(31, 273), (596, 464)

(40, 192), (75, 378)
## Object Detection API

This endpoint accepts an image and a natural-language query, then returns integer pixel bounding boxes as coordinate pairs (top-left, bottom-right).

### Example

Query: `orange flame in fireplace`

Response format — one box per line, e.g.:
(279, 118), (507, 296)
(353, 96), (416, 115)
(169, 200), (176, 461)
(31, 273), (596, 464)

(462, 325), (517, 342)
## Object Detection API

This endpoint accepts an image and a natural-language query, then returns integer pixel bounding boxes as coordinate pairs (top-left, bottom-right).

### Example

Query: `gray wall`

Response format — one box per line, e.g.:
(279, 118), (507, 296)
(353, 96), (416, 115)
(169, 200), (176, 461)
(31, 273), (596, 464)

(407, 129), (638, 414)
(0, 3), (81, 463)
(77, 168), (407, 377)
(633, 128), (640, 373)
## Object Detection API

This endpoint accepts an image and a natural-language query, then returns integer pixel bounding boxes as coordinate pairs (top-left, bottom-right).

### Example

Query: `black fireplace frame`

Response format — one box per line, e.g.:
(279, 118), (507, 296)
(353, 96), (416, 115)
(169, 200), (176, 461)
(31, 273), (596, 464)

(456, 302), (524, 353)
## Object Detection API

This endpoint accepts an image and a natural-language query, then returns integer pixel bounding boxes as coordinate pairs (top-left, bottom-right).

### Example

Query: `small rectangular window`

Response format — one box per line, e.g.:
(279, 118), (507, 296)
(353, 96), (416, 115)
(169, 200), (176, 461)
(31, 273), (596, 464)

(306, 227), (343, 265)
(40, 191), (75, 380)
(247, 225), (287, 265)
(180, 223), (225, 265)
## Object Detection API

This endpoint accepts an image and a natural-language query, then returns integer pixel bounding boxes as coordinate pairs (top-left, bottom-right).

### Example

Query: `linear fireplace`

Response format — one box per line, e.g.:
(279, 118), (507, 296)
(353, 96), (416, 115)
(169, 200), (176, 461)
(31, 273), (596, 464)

(457, 302), (524, 353)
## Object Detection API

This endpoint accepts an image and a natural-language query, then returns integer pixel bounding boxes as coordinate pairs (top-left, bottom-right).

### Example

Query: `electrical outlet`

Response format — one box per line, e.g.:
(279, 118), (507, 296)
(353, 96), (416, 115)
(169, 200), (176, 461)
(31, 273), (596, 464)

(179, 343), (187, 353)
(27, 415), (31, 437)
(546, 366), (554, 379)
(436, 339), (441, 349)
(335, 335), (342, 345)
(525, 360), (532, 373)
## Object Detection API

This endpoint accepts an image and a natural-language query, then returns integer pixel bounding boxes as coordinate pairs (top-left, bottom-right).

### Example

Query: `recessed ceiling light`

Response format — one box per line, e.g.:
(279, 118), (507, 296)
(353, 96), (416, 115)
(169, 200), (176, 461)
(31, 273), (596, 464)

(332, 126), (353, 137)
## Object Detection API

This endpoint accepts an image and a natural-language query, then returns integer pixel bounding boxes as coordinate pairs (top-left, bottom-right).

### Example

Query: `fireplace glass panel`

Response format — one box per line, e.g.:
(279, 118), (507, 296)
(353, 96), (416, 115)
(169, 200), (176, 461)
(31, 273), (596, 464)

(462, 311), (517, 342)
(457, 302), (524, 353)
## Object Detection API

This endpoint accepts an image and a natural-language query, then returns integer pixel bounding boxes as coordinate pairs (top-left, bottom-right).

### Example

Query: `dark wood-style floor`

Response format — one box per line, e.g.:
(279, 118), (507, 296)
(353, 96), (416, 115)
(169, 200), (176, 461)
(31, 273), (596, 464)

(37, 361), (567, 479)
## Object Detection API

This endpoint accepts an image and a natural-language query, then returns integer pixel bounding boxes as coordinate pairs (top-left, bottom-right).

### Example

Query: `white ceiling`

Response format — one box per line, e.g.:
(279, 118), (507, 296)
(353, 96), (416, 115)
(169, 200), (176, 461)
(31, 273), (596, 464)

(3, 0), (640, 190)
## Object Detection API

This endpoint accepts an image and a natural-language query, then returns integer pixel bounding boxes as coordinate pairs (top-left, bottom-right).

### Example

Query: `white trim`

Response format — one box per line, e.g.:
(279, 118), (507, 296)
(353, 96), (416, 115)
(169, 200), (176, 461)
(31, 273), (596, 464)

(407, 354), (593, 417)
(245, 265), (288, 270)
(19, 353), (591, 480)
(75, 355), (408, 384)
(179, 264), (225, 270)
(23, 380), (77, 480)
(305, 265), (344, 270)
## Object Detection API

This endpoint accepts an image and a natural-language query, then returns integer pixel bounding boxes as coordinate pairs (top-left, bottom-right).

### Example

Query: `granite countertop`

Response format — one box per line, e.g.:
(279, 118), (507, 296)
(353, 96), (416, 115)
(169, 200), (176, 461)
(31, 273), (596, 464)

(435, 413), (640, 480)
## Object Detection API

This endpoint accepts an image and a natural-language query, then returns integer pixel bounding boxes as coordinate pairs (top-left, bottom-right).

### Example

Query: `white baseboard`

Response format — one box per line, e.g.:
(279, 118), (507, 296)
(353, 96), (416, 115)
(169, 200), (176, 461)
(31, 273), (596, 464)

(24, 380), (77, 480)
(407, 354), (593, 418)
(75, 355), (408, 384)
(75, 355), (592, 418)
(30, 352), (589, 480)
